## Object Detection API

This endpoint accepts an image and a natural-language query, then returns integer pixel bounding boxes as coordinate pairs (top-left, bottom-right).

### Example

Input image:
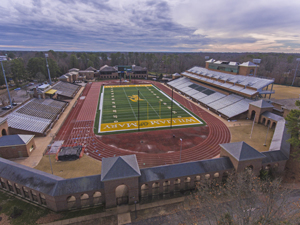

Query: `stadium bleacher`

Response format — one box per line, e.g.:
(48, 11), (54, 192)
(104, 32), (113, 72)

(5, 98), (67, 135)
(51, 81), (80, 99)
(168, 77), (254, 119)
(182, 66), (274, 98)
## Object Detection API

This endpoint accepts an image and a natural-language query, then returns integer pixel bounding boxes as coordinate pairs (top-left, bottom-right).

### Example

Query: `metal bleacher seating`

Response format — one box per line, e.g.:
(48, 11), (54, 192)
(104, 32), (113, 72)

(167, 77), (254, 119)
(6, 98), (67, 134)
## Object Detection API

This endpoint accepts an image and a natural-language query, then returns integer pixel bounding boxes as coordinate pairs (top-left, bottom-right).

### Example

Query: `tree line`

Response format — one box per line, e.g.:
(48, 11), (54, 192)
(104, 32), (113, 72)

(0, 50), (300, 87)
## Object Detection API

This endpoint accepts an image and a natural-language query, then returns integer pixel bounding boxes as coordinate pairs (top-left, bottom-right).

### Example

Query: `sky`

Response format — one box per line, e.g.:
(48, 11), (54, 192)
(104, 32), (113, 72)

(0, 0), (300, 52)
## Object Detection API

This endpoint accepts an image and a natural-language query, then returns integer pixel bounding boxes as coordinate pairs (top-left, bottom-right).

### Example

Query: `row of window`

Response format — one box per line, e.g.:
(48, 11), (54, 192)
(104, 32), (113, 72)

(0, 178), (46, 206)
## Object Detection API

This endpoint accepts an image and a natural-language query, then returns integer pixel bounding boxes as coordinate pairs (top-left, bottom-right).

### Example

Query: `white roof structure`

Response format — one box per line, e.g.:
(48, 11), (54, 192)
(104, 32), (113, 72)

(167, 78), (253, 119)
(183, 66), (274, 97)
(6, 113), (51, 133)
(239, 61), (258, 67)
(218, 99), (253, 118)
(5, 98), (67, 134)
(208, 94), (244, 111)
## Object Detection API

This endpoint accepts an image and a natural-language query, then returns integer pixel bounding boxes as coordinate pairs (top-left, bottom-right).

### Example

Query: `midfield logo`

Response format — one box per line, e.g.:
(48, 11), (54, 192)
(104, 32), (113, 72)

(128, 95), (144, 102)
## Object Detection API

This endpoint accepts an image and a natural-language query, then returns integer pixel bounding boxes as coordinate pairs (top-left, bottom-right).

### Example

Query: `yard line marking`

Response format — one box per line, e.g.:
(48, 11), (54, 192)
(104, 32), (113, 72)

(122, 86), (138, 120)
(135, 86), (160, 119)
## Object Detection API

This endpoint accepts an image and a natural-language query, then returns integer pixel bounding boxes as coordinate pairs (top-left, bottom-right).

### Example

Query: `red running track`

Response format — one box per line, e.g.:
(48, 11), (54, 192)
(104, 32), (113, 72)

(55, 80), (231, 168)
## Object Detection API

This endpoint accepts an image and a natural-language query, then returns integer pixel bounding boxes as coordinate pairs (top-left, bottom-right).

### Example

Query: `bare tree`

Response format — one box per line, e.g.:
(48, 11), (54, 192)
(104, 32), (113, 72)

(182, 170), (300, 225)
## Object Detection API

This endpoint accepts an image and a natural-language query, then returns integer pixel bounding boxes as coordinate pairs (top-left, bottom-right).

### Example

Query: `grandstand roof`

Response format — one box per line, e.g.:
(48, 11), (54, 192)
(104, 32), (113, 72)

(101, 155), (141, 181)
(5, 98), (66, 134)
(51, 81), (80, 98)
(184, 66), (274, 95)
(219, 98), (253, 118)
(220, 142), (266, 161)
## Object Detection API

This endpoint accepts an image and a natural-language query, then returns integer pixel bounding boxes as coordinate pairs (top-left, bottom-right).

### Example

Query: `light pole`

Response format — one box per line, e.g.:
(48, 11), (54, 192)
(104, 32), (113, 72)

(179, 138), (182, 163)
(292, 58), (300, 86)
(45, 54), (52, 85)
(0, 56), (13, 108)
(263, 124), (270, 146)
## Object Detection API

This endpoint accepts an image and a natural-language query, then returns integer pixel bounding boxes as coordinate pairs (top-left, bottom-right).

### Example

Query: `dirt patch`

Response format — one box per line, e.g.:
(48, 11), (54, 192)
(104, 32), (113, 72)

(35, 154), (102, 179)
(98, 126), (209, 153)
(0, 213), (10, 225)
(36, 212), (63, 224)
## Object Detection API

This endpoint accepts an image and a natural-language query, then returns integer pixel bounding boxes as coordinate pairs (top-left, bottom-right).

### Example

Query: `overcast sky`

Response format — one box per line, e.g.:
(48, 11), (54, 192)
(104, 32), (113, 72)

(1, 0), (300, 52)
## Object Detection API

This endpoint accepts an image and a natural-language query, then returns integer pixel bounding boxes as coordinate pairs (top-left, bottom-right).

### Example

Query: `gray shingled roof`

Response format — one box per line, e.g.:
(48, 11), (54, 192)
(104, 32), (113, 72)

(270, 98), (299, 111)
(262, 151), (288, 164)
(139, 157), (234, 183)
(269, 120), (290, 157)
(86, 66), (97, 71)
(0, 135), (34, 147)
(101, 155), (141, 181)
(220, 142), (266, 161)
(99, 65), (117, 72)
(0, 157), (62, 195)
(53, 174), (103, 196)
(261, 111), (284, 122)
(0, 117), (7, 125)
(250, 99), (274, 109)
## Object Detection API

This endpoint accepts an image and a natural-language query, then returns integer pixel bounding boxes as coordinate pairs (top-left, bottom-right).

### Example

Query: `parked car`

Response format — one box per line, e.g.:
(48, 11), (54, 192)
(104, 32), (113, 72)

(2, 105), (11, 110)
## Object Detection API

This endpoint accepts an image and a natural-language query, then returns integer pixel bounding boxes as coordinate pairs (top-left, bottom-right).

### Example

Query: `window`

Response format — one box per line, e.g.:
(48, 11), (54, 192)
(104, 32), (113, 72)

(15, 184), (21, 195)
(0, 178), (6, 189)
(31, 190), (38, 202)
(23, 187), (29, 199)
(7, 181), (13, 192)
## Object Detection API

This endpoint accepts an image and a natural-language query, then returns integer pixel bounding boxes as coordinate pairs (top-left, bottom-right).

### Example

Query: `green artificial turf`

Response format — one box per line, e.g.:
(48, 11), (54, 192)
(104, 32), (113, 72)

(95, 84), (205, 134)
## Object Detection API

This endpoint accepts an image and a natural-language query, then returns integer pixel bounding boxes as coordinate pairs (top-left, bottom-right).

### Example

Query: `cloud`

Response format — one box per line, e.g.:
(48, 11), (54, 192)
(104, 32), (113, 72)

(0, 0), (299, 52)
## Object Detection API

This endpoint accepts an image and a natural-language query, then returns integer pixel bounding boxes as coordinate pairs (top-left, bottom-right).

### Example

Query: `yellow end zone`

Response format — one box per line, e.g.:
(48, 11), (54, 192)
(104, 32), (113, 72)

(100, 116), (202, 132)
(104, 84), (152, 88)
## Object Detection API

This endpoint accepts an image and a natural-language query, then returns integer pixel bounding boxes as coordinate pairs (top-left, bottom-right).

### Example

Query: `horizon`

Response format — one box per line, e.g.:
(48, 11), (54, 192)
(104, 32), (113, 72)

(1, 0), (300, 53)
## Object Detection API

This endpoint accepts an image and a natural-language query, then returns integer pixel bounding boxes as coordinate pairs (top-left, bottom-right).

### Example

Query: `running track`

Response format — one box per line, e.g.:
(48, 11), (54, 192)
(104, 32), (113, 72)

(55, 81), (231, 168)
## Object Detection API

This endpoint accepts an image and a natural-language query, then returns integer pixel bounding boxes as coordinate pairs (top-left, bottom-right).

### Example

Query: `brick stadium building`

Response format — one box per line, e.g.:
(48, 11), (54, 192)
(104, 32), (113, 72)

(0, 97), (290, 211)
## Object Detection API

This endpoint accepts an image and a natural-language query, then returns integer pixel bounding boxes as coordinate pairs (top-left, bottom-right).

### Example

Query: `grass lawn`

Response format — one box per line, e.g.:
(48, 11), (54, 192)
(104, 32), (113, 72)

(0, 190), (107, 224)
(272, 84), (300, 99)
(34, 154), (102, 179)
(229, 123), (274, 152)
(96, 84), (205, 134)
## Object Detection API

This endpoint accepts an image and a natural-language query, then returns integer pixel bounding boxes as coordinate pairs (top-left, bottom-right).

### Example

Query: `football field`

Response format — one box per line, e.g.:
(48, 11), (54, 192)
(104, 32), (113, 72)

(97, 84), (205, 133)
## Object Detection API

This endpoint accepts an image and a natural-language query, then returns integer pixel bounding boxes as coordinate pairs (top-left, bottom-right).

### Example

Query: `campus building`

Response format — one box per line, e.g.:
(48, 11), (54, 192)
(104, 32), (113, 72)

(0, 103), (290, 211)
(205, 59), (259, 76)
